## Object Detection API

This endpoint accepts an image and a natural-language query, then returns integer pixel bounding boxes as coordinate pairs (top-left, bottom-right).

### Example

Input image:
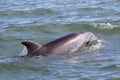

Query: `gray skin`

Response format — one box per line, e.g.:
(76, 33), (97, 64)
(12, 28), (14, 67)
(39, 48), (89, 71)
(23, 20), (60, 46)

(21, 32), (98, 57)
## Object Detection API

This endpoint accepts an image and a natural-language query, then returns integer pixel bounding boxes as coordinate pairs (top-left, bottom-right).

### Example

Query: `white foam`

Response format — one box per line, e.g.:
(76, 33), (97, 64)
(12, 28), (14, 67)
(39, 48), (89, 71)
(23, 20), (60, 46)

(92, 23), (118, 29)
(20, 46), (28, 56)
(83, 39), (104, 52)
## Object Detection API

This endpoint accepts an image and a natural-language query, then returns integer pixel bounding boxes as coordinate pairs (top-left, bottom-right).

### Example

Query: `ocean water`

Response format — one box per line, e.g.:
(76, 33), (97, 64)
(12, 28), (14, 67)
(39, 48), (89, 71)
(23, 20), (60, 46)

(0, 0), (120, 80)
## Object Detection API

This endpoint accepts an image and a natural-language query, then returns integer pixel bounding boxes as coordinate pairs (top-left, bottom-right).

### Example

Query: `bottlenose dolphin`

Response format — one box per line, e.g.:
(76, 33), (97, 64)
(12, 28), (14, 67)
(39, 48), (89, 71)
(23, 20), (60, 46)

(21, 32), (99, 57)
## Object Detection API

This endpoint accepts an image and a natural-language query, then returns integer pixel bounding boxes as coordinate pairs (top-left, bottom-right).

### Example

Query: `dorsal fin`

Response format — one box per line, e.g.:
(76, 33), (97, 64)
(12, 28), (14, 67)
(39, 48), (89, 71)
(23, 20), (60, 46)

(21, 40), (41, 56)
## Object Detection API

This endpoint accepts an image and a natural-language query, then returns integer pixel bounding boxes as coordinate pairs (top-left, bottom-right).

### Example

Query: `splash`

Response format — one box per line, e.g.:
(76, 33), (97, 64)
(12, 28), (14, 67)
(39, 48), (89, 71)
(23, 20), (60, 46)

(83, 39), (104, 52)
(92, 23), (118, 29)
(20, 46), (28, 56)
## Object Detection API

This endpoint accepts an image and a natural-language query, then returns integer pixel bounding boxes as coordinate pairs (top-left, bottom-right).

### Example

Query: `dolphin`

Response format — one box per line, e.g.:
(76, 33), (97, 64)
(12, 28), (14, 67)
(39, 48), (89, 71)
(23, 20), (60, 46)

(21, 32), (99, 57)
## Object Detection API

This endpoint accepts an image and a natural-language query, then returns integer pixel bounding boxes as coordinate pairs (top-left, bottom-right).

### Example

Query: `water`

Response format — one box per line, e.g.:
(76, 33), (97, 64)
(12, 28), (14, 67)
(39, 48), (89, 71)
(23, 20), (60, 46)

(0, 0), (120, 80)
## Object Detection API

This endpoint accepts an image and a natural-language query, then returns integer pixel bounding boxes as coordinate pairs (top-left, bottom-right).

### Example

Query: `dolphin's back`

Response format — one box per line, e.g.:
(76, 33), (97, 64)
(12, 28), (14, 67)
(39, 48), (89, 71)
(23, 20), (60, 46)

(42, 32), (80, 48)
(40, 32), (84, 55)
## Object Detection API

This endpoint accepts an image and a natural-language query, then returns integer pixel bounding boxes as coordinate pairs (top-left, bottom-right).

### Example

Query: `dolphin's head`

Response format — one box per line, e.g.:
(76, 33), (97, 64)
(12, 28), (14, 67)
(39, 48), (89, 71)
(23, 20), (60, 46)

(85, 32), (99, 45)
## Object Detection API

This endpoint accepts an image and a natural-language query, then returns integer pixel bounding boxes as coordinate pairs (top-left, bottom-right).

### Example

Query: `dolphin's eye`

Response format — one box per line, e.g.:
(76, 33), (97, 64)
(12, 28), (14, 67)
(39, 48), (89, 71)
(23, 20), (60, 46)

(86, 41), (91, 46)
(86, 41), (90, 45)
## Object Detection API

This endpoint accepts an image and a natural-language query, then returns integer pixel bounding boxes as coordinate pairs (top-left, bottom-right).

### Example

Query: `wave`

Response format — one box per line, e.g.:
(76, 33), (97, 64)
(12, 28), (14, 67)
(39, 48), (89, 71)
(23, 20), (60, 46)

(64, 22), (120, 34)
(90, 23), (120, 34)
(91, 23), (119, 29)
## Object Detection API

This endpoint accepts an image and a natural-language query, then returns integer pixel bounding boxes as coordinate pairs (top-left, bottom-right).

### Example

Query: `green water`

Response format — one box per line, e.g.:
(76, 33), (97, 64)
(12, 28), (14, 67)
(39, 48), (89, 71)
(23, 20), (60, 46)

(0, 0), (120, 80)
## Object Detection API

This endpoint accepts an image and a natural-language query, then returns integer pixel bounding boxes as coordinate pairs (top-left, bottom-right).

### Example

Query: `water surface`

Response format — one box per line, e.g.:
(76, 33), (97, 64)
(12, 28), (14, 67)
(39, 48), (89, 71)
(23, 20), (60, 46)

(0, 0), (120, 80)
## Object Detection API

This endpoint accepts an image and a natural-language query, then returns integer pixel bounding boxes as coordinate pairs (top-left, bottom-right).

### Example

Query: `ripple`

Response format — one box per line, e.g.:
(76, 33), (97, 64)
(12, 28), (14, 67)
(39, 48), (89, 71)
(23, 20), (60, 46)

(100, 64), (120, 71)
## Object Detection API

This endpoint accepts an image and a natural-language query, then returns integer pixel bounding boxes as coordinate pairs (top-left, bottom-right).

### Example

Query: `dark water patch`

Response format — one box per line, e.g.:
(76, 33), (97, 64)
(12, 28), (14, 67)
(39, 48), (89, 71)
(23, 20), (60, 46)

(106, 77), (120, 80)
(1, 24), (70, 40)
(0, 57), (52, 72)
(100, 64), (120, 71)
(0, 8), (58, 18)
(0, 56), (73, 80)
